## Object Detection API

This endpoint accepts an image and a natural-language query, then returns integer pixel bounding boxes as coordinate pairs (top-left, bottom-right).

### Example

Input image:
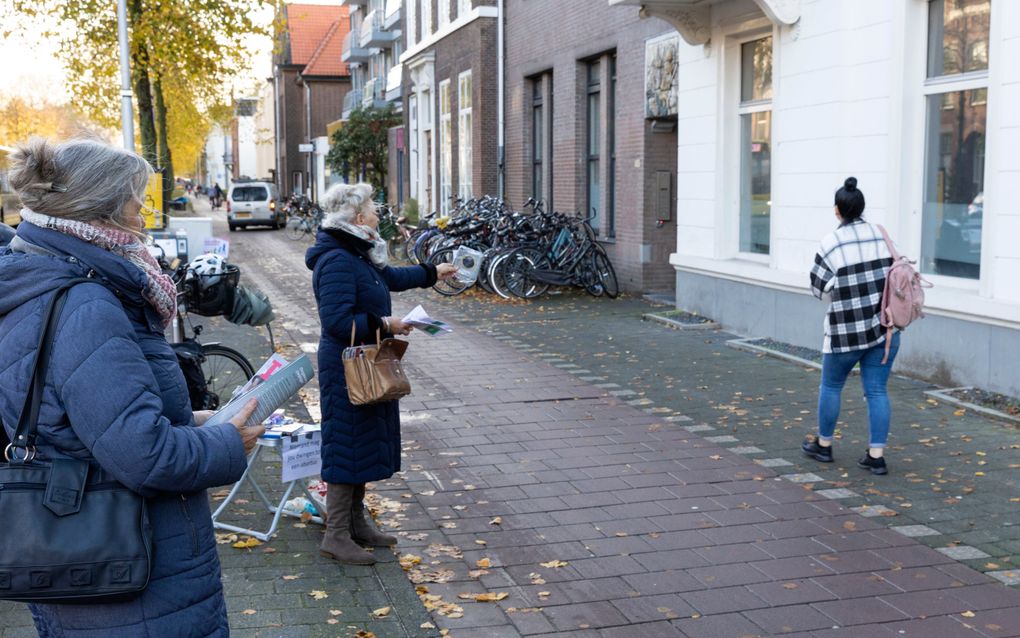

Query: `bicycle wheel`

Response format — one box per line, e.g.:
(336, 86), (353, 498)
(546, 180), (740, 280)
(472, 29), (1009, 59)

(200, 345), (256, 410)
(504, 247), (550, 299)
(286, 217), (306, 241)
(429, 246), (474, 296)
(592, 247), (619, 298)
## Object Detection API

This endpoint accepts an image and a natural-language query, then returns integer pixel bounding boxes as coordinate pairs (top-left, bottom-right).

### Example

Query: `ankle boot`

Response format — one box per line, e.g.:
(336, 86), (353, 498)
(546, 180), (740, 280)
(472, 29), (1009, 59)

(320, 483), (376, 565)
(351, 484), (398, 547)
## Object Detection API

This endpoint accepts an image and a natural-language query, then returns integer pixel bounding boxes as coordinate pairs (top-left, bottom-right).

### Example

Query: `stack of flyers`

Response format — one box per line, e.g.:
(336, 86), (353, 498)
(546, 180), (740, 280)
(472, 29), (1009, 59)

(402, 305), (452, 336)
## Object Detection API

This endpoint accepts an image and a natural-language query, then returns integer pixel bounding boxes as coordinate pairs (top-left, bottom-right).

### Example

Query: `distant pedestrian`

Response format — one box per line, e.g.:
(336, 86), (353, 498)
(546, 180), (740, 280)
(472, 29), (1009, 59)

(212, 183), (224, 210)
(0, 137), (263, 636)
(305, 182), (457, 565)
(802, 177), (898, 475)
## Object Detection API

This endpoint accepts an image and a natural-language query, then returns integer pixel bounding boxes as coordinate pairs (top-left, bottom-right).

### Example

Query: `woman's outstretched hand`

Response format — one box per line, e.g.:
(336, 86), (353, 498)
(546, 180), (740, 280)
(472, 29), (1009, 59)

(436, 264), (459, 280)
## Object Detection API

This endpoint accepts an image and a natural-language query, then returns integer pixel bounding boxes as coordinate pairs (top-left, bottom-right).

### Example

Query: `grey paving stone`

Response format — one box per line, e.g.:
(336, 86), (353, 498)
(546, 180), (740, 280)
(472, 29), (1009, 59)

(853, 504), (898, 517)
(755, 458), (794, 467)
(780, 472), (825, 483)
(986, 569), (1020, 585)
(816, 488), (860, 499)
(893, 524), (943, 537)
(681, 424), (715, 432)
(730, 446), (765, 454)
(936, 545), (991, 560)
(703, 435), (739, 443)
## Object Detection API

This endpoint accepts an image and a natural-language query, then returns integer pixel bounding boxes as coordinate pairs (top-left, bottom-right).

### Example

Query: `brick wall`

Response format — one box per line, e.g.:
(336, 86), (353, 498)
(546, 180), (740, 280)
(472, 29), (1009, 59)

(504, 0), (678, 293)
(277, 67), (306, 197)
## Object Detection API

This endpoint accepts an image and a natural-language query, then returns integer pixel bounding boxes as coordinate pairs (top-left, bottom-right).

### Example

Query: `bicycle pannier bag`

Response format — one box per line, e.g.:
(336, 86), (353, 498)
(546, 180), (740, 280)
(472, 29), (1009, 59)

(876, 225), (933, 364)
(0, 280), (151, 603)
(342, 325), (412, 405)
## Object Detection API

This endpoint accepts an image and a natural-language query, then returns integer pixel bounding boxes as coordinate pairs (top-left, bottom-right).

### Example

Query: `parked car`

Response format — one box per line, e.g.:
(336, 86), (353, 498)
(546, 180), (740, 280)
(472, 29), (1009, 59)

(227, 182), (283, 231)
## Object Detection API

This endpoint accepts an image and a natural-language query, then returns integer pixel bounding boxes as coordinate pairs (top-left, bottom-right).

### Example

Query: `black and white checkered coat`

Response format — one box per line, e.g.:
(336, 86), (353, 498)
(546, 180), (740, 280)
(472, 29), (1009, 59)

(809, 219), (894, 353)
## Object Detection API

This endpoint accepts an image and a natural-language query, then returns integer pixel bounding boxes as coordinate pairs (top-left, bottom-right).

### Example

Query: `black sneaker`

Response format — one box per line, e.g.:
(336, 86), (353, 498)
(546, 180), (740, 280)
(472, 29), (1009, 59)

(858, 451), (888, 475)
(801, 438), (833, 463)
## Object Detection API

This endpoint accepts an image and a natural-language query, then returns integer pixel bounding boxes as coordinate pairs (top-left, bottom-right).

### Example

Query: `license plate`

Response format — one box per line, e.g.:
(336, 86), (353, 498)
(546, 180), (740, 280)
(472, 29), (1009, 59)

(235, 212), (251, 218)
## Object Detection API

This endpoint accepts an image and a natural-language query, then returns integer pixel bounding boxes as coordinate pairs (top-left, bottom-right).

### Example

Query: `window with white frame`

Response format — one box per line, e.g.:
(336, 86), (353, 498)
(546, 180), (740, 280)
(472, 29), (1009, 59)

(921, 0), (990, 280)
(438, 0), (449, 27)
(439, 79), (452, 213)
(586, 59), (601, 233)
(421, 0), (432, 37)
(458, 71), (473, 200)
(406, 0), (416, 48)
(738, 35), (772, 255)
(457, 0), (471, 19)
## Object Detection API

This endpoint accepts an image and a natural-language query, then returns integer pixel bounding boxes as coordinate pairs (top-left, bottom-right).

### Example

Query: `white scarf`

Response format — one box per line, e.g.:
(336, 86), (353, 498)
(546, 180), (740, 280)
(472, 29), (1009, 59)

(320, 213), (390, 268)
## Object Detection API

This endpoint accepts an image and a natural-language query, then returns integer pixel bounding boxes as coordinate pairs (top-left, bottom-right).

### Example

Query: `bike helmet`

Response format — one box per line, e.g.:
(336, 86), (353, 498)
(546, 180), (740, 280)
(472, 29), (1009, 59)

(188, 254), (225, 289)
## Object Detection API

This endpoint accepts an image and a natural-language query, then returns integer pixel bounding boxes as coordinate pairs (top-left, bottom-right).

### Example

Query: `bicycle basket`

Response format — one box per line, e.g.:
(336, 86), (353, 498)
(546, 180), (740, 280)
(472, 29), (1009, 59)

(187, 263), (240, 316)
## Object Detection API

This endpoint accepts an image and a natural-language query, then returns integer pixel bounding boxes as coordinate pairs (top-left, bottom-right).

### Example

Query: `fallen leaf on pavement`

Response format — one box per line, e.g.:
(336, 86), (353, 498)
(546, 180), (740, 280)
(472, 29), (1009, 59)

(489, 517), (502, 525)
(540, 560), (568, 568)
(329, 609), (342, 616)
(476, 557), (492, 568)
(458, 592), (509, 602)
(282, 575), (299, 580)
(372, 606), (391, 618)
(961, 611), (976, 618)
(232, 537), (262, 549)
(242, 609), (256, 615)
(308, 590), (328, 600)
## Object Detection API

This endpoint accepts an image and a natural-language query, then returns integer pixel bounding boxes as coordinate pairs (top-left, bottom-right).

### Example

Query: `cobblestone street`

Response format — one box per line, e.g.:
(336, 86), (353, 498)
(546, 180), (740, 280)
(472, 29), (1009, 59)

(2, 197), (1018, 637)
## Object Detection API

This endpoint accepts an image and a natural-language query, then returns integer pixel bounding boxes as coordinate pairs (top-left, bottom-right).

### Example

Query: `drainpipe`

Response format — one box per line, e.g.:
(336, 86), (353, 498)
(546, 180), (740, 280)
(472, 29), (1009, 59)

(496, 0), (505, 199)
(273, 71), (282, 194)
(305, 80), (313, 199)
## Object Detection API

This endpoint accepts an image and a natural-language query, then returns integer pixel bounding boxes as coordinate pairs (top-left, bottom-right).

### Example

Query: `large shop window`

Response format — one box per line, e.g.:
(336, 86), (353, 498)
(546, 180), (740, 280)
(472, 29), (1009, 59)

(921, 0), (990, 280)
(439, 79), (452, 214)
(738, 36), (772, 255)
(586, 60), (601, 233)
(458, 71), (473, 200)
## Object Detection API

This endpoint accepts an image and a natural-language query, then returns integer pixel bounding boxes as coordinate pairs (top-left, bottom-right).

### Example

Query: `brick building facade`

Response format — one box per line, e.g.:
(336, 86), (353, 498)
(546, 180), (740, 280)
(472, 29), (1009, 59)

(273, 4), (352, 199)
(504, 1), (678, 293)
(401, 0), (498, 216)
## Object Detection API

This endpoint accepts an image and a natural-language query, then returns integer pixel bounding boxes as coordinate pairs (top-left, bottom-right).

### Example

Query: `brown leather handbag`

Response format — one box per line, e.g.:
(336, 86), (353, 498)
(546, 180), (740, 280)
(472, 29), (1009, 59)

(342, 324), (412, 405)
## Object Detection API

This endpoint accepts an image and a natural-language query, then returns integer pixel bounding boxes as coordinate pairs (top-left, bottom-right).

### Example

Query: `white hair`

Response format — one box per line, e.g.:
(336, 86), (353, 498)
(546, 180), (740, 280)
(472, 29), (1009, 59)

(9, 137), (153, 224)
(320, 182), (375, 223)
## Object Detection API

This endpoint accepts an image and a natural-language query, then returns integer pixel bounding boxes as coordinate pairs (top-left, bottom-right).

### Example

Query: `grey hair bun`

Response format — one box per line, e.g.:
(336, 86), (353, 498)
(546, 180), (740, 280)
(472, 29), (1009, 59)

(9, 138), (60, 193)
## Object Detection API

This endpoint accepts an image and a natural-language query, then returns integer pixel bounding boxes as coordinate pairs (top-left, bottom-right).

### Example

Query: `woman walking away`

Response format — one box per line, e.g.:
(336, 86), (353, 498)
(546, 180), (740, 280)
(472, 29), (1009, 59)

(803, 177), (899, 475)
(0, 137), (263, 637)
(306, 182), (457, 564)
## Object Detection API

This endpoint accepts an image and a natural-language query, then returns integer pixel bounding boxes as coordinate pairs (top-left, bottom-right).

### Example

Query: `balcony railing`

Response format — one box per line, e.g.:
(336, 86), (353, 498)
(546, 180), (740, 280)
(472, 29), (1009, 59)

(359, 8), (400, 49)
(338, 0), (368, 7)
(343, 89), (363, 117)
(341, 30), (371, 64)
(385, 64), (402, 102)
(361, 78), (387, 109)
(384, 0), (401, 30)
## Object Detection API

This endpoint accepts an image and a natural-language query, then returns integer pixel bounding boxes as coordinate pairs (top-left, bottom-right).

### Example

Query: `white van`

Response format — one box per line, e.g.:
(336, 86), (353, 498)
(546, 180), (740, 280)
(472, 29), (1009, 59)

(227, 182), (282, 231)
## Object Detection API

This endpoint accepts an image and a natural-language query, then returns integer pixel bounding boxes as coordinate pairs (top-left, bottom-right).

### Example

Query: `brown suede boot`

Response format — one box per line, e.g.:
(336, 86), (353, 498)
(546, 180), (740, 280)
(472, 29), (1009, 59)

(319, 483), (375, 565)
(351, 484), (398, 547)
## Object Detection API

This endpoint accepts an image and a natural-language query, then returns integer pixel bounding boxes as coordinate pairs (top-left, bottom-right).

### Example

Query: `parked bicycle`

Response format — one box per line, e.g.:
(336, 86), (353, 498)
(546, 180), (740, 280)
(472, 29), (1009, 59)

(285, 197), (324, 241)
(155, 250), (257, 409)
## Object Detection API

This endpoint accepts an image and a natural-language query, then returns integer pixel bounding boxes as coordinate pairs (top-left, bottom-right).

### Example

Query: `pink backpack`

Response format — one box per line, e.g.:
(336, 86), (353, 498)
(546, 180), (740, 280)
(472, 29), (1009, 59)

(876, 225), (933, 364)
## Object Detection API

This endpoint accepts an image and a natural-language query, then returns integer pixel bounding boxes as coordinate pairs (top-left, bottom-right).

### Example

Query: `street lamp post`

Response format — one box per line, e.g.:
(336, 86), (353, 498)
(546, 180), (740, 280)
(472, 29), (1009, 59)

(116, 0), (134, 150)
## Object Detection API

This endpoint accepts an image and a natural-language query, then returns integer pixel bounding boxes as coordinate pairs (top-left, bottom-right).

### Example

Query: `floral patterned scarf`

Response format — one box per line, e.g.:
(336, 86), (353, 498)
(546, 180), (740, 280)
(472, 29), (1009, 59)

(20, 209), (177, 328)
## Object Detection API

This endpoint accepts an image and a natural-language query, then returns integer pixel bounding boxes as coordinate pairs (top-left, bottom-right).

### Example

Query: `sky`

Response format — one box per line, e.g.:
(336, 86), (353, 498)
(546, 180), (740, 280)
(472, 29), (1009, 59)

(0, 2), (282, 106)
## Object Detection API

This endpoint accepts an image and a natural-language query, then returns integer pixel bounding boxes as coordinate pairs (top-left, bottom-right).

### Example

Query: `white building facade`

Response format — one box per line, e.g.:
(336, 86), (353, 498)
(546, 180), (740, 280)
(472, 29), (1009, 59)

(614, 0), (1019, 396)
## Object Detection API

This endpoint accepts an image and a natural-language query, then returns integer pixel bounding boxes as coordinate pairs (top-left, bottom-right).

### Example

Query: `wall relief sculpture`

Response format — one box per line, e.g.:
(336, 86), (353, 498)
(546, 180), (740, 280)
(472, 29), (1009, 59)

(645, 32), (680, 119)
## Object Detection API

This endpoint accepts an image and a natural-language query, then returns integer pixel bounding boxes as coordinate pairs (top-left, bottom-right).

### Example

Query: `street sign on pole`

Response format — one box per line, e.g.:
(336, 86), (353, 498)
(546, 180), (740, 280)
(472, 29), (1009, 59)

(298, 143), (314, 153)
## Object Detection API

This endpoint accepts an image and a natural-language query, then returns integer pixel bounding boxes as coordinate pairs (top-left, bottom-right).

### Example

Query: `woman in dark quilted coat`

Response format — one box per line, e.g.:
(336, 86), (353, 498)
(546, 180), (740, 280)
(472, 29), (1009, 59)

(306, 183), (457, 564)
(0, 138), (262, 636)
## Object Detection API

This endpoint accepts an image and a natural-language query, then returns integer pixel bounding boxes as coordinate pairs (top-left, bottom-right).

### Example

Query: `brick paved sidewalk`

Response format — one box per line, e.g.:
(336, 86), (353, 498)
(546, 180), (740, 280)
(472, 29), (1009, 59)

(374, 302), (1020, 638)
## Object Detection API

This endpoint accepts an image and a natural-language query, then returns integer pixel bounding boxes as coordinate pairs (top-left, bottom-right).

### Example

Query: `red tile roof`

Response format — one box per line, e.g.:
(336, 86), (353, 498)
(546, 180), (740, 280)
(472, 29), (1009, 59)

(303, 18), (348, 77)
(285, 3), (349, 76)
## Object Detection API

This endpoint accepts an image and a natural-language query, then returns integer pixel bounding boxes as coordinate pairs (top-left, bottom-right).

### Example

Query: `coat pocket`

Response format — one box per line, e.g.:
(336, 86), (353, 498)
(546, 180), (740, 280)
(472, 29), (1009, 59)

(178, 494), (201, 557)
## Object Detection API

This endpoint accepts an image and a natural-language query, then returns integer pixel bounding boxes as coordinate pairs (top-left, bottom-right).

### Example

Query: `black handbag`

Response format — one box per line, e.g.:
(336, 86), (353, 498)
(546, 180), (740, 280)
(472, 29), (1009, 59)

(0, 279), (152, 603)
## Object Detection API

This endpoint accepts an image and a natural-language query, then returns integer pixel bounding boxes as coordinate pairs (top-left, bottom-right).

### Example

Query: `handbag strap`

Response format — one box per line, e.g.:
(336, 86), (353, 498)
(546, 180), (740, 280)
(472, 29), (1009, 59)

(7, 278), (94, 462)
(348, 322), (383, 348)
(875, 224), (901, 262)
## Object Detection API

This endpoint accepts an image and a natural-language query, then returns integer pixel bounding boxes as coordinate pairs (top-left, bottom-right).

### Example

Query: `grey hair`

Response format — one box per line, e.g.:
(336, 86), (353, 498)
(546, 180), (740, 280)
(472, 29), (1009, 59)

(8, 137), (153, 224)
(320, 182), (375, 223)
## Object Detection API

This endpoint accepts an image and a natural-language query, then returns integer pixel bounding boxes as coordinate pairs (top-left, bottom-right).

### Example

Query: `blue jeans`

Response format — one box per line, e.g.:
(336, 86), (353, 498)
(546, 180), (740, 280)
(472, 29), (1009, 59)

(817, 332), (900, 448)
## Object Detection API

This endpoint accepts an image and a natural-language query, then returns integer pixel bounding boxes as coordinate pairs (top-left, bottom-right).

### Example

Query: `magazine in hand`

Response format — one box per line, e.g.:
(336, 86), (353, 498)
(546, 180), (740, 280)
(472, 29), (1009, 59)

(204, 354), (314, 429)
(402, 305), (452, 336)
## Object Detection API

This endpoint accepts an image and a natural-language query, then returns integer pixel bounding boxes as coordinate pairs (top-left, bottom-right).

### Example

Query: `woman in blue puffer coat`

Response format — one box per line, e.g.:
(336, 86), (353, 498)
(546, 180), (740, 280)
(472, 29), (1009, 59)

(306, 182), (457, 565)
(0, 138), (263, 637)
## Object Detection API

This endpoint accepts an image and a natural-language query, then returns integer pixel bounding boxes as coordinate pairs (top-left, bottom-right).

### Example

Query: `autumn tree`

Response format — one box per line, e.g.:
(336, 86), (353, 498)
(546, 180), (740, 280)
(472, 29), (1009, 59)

(10, 0), (272, 211)
(325, 105), (401, 200)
